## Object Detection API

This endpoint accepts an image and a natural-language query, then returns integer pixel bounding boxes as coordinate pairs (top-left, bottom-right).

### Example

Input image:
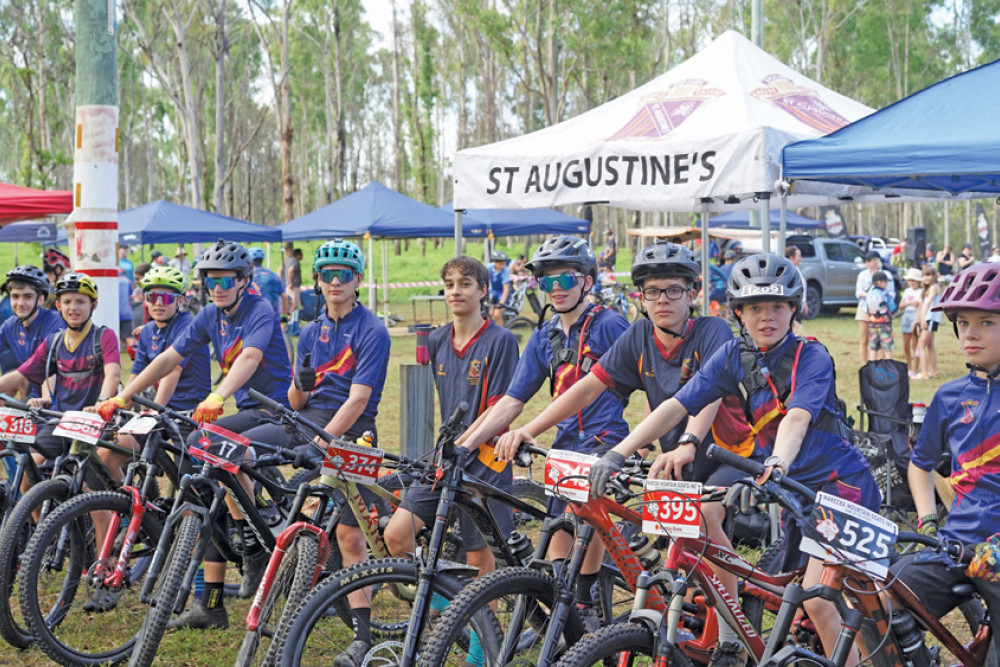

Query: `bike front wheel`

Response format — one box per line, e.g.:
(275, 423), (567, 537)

(553, 621), (693, 667)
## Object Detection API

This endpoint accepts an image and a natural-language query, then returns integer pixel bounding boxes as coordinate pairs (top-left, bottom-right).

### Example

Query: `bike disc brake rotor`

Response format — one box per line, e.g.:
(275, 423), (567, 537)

(85, 558), (122, 592)
(361, 640), (405, 667)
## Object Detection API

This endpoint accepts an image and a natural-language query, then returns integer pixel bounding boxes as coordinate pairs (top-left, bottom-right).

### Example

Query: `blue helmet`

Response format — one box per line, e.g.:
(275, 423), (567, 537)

(315, 239), (365, 274)
(248, 247), (266, 262)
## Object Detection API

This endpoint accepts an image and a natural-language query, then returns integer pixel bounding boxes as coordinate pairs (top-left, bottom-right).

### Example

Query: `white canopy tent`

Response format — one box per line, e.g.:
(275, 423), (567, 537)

(453, 30), (875, 311)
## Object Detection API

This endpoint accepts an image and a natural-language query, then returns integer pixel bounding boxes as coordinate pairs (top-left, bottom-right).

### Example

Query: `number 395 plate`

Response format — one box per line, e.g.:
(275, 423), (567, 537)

(642, 479), (702, 538)
(800, 492), (898, 580)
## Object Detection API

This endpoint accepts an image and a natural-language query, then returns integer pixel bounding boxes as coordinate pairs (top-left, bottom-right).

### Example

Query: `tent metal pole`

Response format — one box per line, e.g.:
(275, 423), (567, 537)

(944, 203), (950, 250)
(700, 199), (711, 316)
(13, 242), (17, 265)
(778, 194), (788, 255)
(454, 210), (462, 257)
(368, 234), (375, 311)
(760, 192), (772, 254)
(382, 239), (389, 328)
(265, 242), (270, 271)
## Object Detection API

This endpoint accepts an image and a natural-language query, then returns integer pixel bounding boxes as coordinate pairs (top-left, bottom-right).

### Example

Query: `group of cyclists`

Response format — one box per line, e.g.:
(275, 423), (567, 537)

(0, 231), (997, 666)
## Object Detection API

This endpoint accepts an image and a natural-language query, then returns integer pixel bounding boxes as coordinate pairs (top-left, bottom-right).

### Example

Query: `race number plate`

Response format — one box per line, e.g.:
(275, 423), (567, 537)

(52, 411), (106, 445)
(189, 424), (252, 474)
(601, 287), (616, 300)
(120, 414), (158, 435)
(322, 440), (384, 484)
(800, 491), (898, 580)
(0, 408), (36, 444)
(642, 479), (703, 538)
(543, 450), (598, 503)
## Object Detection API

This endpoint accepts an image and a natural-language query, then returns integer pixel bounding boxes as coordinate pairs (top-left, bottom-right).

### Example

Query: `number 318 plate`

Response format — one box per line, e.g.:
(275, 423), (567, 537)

(800, 492), (898, 580)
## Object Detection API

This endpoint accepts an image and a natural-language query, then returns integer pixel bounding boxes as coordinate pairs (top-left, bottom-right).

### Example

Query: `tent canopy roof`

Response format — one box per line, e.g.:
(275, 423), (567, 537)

(0, 183), (72, 224)
(782, 58), (1000, 195)
(438, 202), (590, 237)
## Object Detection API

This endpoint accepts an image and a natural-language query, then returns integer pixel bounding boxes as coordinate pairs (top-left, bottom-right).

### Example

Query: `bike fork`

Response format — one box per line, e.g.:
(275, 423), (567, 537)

(535, 523), (595, 666)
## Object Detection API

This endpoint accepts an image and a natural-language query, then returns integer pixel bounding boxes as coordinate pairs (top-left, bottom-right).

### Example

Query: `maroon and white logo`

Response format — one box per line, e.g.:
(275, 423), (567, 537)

(751, 74), (850, 135)
(608, 79), (723, 141)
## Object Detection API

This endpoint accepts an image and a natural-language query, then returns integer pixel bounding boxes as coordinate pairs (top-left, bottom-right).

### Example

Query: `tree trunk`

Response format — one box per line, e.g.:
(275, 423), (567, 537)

(213, 0), (227, 213)
(280, 0), (294, 222)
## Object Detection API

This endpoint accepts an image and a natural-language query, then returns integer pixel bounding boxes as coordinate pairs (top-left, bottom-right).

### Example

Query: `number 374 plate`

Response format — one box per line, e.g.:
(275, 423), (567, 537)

(801, 492), (898, 580)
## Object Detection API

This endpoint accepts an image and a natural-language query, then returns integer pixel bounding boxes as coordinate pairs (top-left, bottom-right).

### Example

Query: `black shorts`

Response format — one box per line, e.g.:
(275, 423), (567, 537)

(398, 484), (514, 552)
(925, 320), (940, 333)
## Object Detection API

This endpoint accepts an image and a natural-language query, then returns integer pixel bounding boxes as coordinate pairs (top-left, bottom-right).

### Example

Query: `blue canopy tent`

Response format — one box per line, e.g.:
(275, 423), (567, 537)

(0, 221), (57, 243)
(437, 202), (591, 237)
(782, 58), (1000, 196)
(707, 210), (824, 231)
(57, 200), (282, 246)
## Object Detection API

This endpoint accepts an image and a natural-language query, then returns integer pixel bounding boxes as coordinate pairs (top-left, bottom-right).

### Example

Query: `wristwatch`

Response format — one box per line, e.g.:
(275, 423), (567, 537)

(677, 433), (701, 449)
(763, 455), (788, 473)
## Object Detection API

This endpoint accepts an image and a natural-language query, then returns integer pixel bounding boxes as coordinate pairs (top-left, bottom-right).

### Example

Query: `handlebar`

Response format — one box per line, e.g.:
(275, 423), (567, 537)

(131, 394), (199, 428)
(0, 393), (63, 420)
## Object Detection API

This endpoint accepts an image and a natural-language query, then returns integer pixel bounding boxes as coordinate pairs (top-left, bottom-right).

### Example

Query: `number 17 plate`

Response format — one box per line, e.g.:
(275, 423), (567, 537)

(801, 492), (898, 580)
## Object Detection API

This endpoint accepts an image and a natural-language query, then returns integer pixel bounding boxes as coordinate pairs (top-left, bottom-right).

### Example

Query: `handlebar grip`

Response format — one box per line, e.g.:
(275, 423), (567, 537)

(446, 401), (469, 428)
(706, 444), (766, 478)
(248, 388), (285, 415)
(0, 394), (30, 412)
(898, 532), (971, 564)
(132, 394), (169, 414)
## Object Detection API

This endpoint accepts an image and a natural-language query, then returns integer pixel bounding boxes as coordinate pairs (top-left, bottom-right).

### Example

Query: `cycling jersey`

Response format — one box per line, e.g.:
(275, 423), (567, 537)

(592, 317), (750, 453)
(505, 305), (629, 452)
(675, 334), (870, 489)
(18, 324), (119, 411)
(489, 266), (511, 302)
(252, 265), (285, 314)
(296, 303), (390, 421)
(911, 372), (1000, 545)
(132, 311), (212, 410)
(171, 292), (292, 409)
(429, 318), (519, 485)
(0, 308), (64, 396)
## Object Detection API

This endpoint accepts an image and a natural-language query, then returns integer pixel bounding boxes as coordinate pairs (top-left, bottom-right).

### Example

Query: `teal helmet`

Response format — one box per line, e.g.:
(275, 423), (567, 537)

(315, 239), (365, 274)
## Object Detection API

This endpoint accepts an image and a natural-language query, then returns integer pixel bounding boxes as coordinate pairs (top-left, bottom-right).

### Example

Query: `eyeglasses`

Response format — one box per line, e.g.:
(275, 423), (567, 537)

(318, 268), (356, 284)
(641, 285), (689, 301)
(145, 291), (180, 306)
(538, 273), (583, 292)
(204, 276), (238, 291)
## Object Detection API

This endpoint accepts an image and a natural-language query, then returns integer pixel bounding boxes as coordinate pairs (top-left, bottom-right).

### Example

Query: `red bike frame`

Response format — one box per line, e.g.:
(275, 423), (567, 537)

(93, 485), (158, 589)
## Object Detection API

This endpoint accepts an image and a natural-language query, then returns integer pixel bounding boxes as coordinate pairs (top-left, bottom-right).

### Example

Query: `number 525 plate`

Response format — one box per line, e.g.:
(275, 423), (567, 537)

(800, 492), (898, 580)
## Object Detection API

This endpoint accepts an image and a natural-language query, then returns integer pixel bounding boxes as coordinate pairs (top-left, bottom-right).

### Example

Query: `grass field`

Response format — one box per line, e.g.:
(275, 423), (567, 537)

(0, 239), (973, 665)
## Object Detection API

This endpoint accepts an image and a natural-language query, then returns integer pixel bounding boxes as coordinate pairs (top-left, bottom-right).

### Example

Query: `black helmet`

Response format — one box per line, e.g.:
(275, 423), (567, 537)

(54, 272), (99, 300)
(727, 254), (803, 309)
(491, 250), (509, 263)
(525, 236), (596, 279)
(2, 265), (50, 296)
(631, 240), (700, 288)
(196, 239), (252, 278)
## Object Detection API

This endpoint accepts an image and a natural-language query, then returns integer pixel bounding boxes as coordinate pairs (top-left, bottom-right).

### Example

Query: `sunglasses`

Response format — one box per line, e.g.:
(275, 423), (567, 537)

(319, 268), (356, 284)
(144, 291), (180, 306)
(641, 285), (688, 302)
(538, 273), (583, 292)
(204, 276), (238, 291)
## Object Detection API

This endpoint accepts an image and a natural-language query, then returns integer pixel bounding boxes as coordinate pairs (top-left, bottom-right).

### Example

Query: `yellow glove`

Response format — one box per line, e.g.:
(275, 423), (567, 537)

(917, 514), (938, 537)
(97, 396), (127, 422)
(193, 393), (225, 424)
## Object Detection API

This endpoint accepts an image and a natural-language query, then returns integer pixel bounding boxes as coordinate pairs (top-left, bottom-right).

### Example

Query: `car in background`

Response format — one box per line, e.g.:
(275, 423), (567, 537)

(850, 235), (900, 265)
(787, 235), (902, 319)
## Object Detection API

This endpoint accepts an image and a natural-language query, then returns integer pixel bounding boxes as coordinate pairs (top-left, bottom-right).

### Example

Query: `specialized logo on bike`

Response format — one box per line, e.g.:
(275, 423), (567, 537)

(800, 492), (898, 580)
(642, 479), (702, 538)
(322, 439), (384, 484)
(52, 410), (106, 444)
(120, 413), (158, 435)
(543, 450), (598, 502)
(190, 424), (252, 474)
(0, 408), (36, 444)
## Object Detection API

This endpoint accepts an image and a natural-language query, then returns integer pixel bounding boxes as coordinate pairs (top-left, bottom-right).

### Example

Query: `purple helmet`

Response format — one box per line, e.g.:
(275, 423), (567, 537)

(933, 263), (1000, 321)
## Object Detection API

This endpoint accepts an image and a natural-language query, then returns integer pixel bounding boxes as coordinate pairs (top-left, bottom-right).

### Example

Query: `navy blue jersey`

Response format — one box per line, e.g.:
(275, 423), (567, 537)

(429, 319), (519, 486)
(911, 373), (1000, 545)
(252, 265), (285, 313)
(0, 308), (64, 397)
(297, 304), (390, 421)
(19, 325), (119, 411)
(592, 317), (749, 452)
(489, 266), (511, 301)
(172, 293), (292, 409)
(675, 335), (869, 489)
(506, 305), (630, 452)
(132, 312), (211, 410)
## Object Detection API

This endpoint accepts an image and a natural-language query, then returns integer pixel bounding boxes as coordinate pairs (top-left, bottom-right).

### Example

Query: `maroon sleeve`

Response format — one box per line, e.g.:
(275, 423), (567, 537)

(100, 327), (121, 368)
(17, 338), (51, 385)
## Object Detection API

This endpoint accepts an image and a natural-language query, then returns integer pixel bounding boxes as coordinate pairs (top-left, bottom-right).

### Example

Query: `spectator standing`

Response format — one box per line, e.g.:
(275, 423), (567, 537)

(866, 271), (895, 360)
(283, 247), (303, 312)
(856, 251), (895, 365)
(957, 243), (976, 270)
(600, 228), (617, 270)
(785, 245), (808, 333)
(891, 240), (910, 269)
(150, 250), (165, 266)
(899, 268), (924, 377)
(936, 243), (954, 276)
(989, 247), (1000, 263)
(916, 264), (942, 379)
(118, 246), (135, 284)
(118, 270), (134, 349)
(169, 247), (192, 282)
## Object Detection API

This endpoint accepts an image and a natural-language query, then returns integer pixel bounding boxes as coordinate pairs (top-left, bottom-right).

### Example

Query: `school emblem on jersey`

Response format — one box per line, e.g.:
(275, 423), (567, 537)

(467, 360), (482, 386)
(437, 363), (446, 376)
(219, 319), (229, 338)
(316, 345), (356, 383)
(680, 357), (695, 381)
(319, 324), (330, 343)
(16, 330), (25, 347)
(220, 339), (243, 373)
(960, 400), (979, 424)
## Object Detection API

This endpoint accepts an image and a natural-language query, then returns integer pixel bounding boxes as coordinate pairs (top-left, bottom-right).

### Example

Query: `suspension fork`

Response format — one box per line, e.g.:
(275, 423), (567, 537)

(534, 522), (595, 666)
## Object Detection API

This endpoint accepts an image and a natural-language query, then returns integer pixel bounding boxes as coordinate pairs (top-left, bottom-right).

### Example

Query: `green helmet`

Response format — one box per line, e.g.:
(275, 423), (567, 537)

(315, 239), (365, 273)
(140, 266), (186, 294)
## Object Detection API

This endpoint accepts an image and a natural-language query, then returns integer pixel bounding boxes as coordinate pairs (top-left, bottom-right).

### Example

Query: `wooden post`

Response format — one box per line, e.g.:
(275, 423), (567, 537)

(400, 364), (435, 460)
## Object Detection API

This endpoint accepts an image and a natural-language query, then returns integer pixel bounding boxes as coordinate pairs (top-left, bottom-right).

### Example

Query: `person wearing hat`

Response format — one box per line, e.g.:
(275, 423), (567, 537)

(150, 249), (164, 266)
(855, 250), (895, 364)
(900, 267), (925, 376)
(169, 246), (192, 281)
(866, 270), (896, 361)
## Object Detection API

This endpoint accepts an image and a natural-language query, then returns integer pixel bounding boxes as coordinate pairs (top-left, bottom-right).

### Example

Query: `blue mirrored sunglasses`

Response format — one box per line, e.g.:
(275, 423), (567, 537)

(319, 268), (356, 284)
(538, 273), (583, 292)
(204, 276), (237, 291)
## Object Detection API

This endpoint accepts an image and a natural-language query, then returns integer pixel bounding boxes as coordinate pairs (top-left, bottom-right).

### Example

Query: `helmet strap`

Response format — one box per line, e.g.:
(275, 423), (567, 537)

(966, 362), (1000, 382)
(654, 316), (689, 339)
(17, 301), (40, 326)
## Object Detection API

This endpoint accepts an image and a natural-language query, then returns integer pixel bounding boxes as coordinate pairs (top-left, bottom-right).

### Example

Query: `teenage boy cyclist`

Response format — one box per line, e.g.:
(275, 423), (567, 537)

(96, 238), (293, 629)
(0, 266), (64, 397)
(241, 239), (391, 666)
(494, 239), (753, 664)
(588, 254), (878, 666)
(0, 273), (120, 494)
(380, 255), (520, 665)
(460, 236), (630, 627)
(888, 262), (1000, 659)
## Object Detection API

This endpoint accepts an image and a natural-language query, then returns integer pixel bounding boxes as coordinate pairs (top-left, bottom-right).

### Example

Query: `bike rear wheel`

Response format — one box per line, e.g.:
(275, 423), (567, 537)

(552, 621), (693, 667)
(19, 490), (162, 666)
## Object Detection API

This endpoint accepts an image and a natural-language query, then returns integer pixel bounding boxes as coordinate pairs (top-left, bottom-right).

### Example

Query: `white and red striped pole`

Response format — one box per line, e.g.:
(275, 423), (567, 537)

(72, 0), (119, 330)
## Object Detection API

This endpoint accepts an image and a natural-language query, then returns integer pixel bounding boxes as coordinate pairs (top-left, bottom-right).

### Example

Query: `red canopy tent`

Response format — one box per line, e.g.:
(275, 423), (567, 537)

(0, 182), (73, 224)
